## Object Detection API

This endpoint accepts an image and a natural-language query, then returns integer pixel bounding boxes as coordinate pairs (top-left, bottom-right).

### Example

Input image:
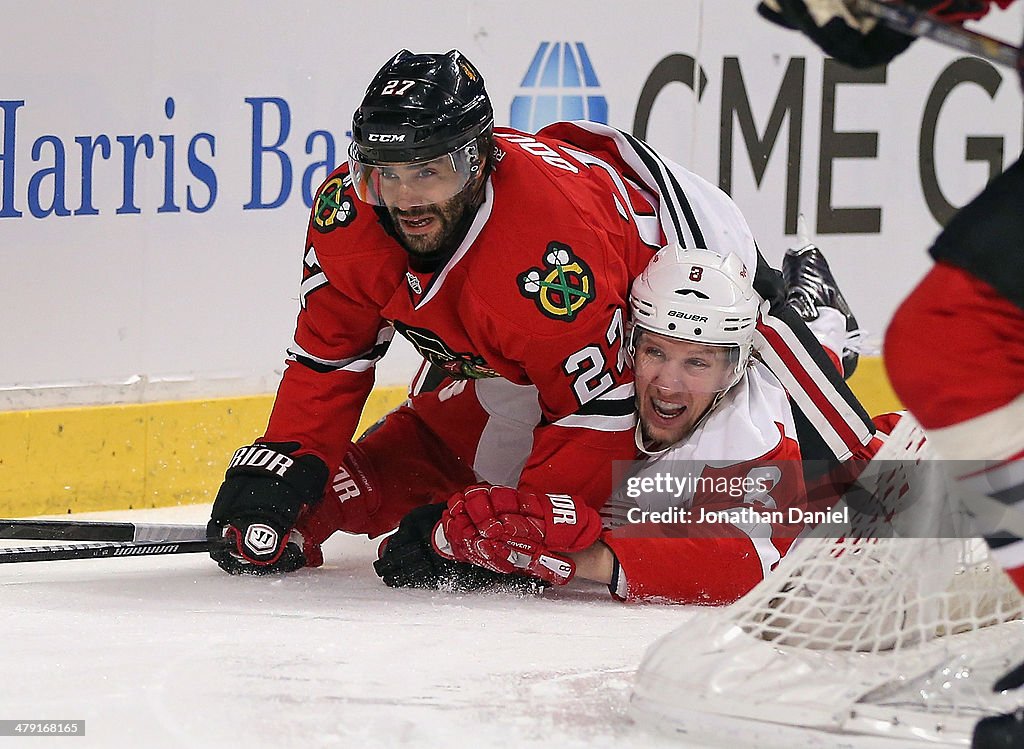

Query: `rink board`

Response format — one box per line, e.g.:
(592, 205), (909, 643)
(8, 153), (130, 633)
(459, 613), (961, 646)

(0, 363), (896, 517)
(0, 386), (407, 517)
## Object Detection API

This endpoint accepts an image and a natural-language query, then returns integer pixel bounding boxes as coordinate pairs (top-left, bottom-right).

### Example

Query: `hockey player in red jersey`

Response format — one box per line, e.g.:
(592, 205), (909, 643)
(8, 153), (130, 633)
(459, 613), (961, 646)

(759, 2), (1024, 745)
(207, 50), (656, 574)
(206, 49), (875, 586)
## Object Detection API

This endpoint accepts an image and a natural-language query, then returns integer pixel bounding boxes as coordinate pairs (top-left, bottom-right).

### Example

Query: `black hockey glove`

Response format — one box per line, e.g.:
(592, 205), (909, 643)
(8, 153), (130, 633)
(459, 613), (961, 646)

(373, 502), (545, 594)
(208, 442), (329, 576)
(758, 0), (921, 68)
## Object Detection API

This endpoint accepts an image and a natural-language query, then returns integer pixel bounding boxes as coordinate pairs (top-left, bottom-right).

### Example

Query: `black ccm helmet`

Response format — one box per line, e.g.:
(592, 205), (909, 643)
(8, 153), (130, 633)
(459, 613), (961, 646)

(348, 50), (494, 208)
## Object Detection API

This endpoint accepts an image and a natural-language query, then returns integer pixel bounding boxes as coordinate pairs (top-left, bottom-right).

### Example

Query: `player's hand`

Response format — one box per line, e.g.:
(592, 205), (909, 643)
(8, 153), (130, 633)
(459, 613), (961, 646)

(207, 442), (329, 575)
(759, 0), (1004, 69)
(374, 502), (543, 593)
(437, 485), (603, 585)
(759, 0), (874, 34)
(756, 0), (915, 68)
(761, 0), (996, 30)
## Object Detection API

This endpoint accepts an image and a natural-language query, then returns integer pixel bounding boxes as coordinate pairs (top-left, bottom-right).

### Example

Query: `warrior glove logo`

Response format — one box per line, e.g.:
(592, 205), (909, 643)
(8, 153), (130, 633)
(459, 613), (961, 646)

(313, 174), (357, 234)
(518, 242), (595, 322)
(244, 524), (279, 555)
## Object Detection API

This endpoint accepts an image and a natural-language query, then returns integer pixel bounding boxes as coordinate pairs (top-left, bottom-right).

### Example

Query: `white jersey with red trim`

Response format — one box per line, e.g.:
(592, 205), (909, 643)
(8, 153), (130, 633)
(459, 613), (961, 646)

(540, 121), (875, 463)
(600, 359), (806, 603)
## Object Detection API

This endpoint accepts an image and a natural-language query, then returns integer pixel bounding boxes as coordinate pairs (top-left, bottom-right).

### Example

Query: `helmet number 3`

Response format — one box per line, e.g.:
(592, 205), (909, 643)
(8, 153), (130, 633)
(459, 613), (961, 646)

(381, 79), (417, 96)
(689, 266), (703, 282)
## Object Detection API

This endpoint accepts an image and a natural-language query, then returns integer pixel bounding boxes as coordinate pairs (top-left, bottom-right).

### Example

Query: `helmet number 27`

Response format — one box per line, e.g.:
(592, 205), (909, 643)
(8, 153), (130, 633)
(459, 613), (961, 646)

(381, 79), (417, 96)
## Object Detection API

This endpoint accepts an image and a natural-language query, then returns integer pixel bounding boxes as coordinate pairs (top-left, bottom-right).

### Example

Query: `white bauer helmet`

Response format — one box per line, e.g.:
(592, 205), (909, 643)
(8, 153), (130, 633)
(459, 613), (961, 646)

(629, 244), (760, 392)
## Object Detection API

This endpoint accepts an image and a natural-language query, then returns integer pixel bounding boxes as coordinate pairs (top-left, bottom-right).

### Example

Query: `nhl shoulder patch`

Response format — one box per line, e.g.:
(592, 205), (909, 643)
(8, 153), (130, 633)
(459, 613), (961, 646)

(517, 241), (595, 322)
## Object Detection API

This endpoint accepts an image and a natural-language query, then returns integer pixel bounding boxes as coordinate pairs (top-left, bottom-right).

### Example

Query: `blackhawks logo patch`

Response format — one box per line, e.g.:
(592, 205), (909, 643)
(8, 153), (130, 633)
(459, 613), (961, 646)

(518, 242), (595, 322)
(312, 175), (357, 233)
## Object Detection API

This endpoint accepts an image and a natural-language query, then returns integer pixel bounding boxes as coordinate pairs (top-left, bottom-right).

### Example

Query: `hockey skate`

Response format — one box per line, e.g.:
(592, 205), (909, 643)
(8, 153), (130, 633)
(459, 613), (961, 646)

(972, 659), (1024, 748)
(782, 241), (861, 379)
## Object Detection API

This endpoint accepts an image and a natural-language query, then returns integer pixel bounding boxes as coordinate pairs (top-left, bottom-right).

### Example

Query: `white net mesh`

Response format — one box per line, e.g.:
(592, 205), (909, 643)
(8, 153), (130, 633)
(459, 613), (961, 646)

(630, 415), (1024, 747)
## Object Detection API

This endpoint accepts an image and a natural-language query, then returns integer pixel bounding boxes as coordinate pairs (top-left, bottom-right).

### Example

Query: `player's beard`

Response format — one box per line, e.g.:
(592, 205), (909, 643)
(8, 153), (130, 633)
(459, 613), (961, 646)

(637, 387), (718, 451)
(385, 175), (485, 262)
(388, 179), (484, 260)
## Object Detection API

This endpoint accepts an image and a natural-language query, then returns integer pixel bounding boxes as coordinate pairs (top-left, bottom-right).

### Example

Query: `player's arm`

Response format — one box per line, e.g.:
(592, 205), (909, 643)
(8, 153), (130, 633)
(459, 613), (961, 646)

(430, 451), (805, 600)
(566, 542), (616, 584)
(758, 0), (1009, 69)
(209, 175), (392, 575)
(601, 443), (806, 603)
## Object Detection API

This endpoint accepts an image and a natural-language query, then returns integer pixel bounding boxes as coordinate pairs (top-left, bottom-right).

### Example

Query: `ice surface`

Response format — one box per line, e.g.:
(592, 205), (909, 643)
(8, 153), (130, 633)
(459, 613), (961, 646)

(1, 505), (703, 749)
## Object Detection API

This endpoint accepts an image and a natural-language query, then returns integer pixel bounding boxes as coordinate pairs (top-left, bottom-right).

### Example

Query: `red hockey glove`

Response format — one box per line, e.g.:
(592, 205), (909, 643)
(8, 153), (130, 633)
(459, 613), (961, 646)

(434, 485), (603, 585)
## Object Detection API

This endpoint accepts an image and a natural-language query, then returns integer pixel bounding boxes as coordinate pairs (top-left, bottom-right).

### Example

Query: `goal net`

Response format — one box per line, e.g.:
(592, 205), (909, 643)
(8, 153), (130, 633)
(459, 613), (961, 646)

(630, 414), (1024, 747)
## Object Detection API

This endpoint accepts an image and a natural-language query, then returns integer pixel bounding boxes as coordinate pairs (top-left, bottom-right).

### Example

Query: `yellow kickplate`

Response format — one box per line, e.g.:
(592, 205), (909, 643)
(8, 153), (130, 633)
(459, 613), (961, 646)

(0, 360), (898, 518)
(0, 387), (408, 517)
(846, 356), (902, 418)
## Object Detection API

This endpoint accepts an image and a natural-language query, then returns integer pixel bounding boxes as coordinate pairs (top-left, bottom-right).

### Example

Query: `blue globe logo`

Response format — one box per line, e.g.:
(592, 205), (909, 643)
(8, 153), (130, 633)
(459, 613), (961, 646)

(510, 42), (608, 133)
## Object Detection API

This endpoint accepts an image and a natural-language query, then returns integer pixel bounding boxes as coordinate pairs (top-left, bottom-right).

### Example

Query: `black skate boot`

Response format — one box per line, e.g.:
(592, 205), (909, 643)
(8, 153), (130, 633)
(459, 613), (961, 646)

(974, 709), (1024, 748)
(973, 660), (1024, 748)
(782, 243), (861, 379)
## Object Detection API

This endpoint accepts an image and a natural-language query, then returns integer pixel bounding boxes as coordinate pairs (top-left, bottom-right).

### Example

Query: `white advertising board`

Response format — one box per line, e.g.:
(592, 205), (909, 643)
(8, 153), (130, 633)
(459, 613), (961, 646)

(2, 1), (1020, 407)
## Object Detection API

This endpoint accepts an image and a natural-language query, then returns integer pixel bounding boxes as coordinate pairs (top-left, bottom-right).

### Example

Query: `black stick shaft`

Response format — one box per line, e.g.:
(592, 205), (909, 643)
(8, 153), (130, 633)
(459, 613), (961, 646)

(856, 0), (1022, 68)
(0, 519), (207, 543)
(0, 539), (216, 563)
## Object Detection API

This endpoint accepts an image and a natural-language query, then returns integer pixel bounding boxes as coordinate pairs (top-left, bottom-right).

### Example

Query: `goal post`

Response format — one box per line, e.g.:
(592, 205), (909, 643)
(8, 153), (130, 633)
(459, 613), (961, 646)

(630, 414), (1024, 747)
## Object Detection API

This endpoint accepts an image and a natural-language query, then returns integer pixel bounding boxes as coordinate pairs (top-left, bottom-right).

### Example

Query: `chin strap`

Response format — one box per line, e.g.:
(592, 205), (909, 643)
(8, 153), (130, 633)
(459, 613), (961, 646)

(634, 419), (674, 458)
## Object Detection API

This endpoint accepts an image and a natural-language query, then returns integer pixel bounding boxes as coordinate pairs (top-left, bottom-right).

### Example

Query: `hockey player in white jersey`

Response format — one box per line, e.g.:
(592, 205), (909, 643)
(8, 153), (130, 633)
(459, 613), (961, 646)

(435, 245), (813, 602)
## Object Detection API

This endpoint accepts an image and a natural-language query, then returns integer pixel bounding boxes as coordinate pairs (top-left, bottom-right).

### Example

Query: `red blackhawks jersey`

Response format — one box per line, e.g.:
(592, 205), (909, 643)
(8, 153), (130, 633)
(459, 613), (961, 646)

(263, 126), (664, 510)
(600, 359), (806, 604)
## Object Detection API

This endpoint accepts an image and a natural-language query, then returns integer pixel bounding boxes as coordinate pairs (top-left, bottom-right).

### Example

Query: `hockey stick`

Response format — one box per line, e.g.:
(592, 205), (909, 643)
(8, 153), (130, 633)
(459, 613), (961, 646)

(854, 0), (1022, 69)
(0, 538), (218, 564)
(0, 518), (207, 543)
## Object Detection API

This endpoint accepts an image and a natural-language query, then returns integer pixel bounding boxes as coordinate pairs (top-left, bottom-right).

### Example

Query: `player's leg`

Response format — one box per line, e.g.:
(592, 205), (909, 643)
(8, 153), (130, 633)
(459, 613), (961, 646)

(773, 237), (900, 508)
(754, 249), (875, 467)
(885, 155), (1024, 749)
(782, 235), (861, 379)
(294, 402), (478, 565)
(407, 372), (540, 489)
(887, 262), (1024, 749)
(886, 261), (1024, 589)
(295, 367), (539, 564)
